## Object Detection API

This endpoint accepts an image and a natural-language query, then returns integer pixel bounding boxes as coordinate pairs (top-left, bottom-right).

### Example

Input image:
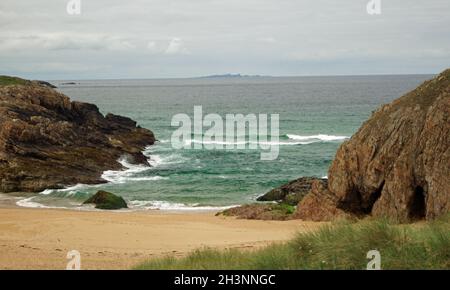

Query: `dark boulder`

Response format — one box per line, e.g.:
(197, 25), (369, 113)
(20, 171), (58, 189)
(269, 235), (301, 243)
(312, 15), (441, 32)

(83, 190), (128, 210)
(257, 177), (326, 205)
(33, 80), (57, 89)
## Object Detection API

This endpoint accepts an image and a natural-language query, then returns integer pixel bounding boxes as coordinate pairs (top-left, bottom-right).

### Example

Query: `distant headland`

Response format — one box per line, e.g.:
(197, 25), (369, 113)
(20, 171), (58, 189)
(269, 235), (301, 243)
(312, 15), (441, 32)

(197, 73), (267, 79)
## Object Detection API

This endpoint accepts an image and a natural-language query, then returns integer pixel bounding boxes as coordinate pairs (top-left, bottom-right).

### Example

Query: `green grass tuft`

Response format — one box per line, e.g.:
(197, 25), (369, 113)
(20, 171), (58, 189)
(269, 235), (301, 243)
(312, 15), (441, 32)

(135, 215), (450, 270)
(0, 75), (30, 86)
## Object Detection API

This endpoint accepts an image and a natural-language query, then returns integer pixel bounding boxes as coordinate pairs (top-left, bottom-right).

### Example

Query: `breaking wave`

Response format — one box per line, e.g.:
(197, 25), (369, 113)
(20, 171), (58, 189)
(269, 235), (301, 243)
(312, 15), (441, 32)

(286, 134), (349, 142)
(128, 200), (238, 211)
(184, 139), (315, 146)
(101, 155), (174, 184)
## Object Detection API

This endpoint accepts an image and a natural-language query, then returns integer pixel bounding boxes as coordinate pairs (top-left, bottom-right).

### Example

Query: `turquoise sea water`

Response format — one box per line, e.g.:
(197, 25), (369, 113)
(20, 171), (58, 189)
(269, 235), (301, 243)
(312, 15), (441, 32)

(18, 75), (432, 210)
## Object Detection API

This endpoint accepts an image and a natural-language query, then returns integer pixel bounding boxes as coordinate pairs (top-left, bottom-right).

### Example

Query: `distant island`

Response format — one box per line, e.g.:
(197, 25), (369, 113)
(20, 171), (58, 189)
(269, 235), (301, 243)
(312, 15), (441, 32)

(198, 73), (266, 79)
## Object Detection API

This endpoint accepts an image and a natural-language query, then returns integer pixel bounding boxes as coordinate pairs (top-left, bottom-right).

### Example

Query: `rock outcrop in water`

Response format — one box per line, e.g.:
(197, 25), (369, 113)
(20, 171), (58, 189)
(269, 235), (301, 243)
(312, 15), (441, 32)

(294, 69), (450, 222)
(0, 77), (155, 193)
(218, 203), (296, 220)
(257, 177), (327, 206)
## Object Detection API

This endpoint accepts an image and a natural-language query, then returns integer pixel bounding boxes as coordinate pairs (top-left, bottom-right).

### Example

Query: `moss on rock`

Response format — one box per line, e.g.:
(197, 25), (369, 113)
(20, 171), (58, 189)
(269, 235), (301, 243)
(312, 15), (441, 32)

(217, 203), (296, 220)
(83, 190), (128, 210)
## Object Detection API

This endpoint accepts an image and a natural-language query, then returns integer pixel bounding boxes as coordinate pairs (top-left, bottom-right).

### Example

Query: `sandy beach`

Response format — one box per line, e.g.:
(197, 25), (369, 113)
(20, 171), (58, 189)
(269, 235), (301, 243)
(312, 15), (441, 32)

(0, 207), (325, 270)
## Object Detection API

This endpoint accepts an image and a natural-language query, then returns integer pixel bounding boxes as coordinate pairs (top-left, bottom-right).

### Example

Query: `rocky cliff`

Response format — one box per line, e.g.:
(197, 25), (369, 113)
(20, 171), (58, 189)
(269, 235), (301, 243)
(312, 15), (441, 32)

(294, 69), (450, 222)
(0, 78), (155, 192)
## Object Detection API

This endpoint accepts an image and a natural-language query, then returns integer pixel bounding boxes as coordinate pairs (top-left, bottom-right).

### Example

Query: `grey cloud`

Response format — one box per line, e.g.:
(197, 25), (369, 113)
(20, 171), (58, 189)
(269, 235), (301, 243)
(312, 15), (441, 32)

(0, 0), (449, 79)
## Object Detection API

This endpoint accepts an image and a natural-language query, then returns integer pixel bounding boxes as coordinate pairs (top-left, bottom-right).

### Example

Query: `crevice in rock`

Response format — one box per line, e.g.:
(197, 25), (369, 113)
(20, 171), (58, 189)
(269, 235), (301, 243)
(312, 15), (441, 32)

(337, 181), (385, 216)
(336, 188), (364, 216)
(363, 180), (385, 214)
(409, 186), (426, 220)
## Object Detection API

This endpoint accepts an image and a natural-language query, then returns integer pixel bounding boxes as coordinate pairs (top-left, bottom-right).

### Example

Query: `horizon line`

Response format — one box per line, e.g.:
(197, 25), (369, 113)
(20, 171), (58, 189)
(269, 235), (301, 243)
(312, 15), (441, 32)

(43, 72), (437, 82)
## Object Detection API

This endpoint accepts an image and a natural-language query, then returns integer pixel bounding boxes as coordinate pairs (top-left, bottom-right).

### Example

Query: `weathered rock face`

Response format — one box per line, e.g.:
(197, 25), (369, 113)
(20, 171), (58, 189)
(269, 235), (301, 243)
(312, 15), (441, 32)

(297, 69), (450, 222)
(293, 179), (352, 221)
(0, 80), (155, 193)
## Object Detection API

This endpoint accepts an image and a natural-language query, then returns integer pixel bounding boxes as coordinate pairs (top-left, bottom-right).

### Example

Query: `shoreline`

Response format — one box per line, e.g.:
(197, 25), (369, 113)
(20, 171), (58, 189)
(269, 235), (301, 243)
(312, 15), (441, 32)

(0, 205), (326, 270)
(0, 192), (241, 213)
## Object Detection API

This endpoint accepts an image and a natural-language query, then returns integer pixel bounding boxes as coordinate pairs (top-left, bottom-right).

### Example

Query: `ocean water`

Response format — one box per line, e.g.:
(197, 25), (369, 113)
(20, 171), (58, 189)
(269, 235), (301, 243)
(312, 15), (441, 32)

(17, 75), (432, 210)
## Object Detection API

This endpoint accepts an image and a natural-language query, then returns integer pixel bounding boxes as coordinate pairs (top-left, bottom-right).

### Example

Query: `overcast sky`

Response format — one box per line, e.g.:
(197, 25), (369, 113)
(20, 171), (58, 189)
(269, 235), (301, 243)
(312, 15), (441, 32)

(0, 0), (449, 79)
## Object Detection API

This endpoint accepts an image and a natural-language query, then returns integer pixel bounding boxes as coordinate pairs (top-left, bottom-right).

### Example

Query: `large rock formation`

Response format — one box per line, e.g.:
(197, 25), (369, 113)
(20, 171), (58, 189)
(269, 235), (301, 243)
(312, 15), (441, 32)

(0, 78), (155, 192)
(295, 69), (449, 222)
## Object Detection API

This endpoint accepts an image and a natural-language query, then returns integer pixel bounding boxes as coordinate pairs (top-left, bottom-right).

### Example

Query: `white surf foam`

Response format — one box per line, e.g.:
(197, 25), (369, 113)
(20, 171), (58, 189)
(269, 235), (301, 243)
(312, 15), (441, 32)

(126, 176), (169, 181)
(16, 197), (52, 208)
(182, 134), (348, 147)
(146, 151), (188, 167)
(16, 196), (110, 211)
(31, 153), (169, 206)
(40, 189), (55, 195)
(39, 183), (102, 196)
(128, 200), (238, 212)
(258, 140), (315, 146)
(186, 139), (247, 146)
(148, 154), (163, 167)
(286, 134), (349, 142)
(184, 139), (315, 146)
(16, 197), (236, 212)
(101, 157), (169, 184)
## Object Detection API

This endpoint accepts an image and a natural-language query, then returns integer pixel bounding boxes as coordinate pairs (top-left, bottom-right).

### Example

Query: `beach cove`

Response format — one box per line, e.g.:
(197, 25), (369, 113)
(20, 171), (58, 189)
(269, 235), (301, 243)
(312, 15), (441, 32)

(0, 206), (324, 269)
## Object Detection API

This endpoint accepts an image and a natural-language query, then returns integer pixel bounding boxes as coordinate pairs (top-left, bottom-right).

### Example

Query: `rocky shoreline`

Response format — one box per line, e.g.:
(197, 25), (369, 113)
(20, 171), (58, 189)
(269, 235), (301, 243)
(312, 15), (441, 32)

(0, 76), (155, 193)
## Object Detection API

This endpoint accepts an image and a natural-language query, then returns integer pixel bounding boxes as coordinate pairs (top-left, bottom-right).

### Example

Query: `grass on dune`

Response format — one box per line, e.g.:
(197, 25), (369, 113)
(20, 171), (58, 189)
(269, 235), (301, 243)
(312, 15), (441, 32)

(135, 215), (450, 270)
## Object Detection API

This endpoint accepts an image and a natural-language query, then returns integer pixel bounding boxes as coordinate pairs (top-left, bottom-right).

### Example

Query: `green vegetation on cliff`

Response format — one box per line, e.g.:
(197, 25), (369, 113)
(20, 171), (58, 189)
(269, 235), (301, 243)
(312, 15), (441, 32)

(135, 216), (450, 270)
(0, 76), (30, 86)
